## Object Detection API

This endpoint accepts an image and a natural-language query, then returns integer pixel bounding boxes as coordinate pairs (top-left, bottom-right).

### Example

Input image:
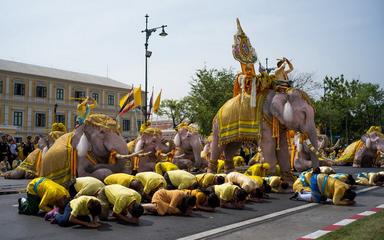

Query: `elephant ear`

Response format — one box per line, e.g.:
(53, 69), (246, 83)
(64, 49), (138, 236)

(174, 133), (181, 147)
(134, 138), (144, 153)
(77, 133), (91, 158)
(361, 134), (371, 149)
(72, 125), (85, 150)
(271, 93), (290, 124)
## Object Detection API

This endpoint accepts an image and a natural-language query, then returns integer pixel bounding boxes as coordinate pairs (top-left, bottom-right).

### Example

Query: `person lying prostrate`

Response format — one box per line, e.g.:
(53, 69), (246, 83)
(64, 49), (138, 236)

(164, 169), (198, 190)
(212, 183), (248, 209)
(104, 173), (144, 194)
(69, 176), (105, 198)
(135, 171), (167, 201)
(196, 173), (225, 188)
(154, 161), (179, 176)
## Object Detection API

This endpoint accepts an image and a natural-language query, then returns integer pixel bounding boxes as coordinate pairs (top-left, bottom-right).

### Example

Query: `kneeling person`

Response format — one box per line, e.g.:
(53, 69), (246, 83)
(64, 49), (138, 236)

(104, 173), (144, 194)
(69, 176), (105, 198)
(213, 183), (248, 209)
(164, 170), (198, 190)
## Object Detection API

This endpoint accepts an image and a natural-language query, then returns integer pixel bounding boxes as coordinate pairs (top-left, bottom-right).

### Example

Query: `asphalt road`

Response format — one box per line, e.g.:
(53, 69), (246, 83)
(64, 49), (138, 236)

(0, 166), (382, 240)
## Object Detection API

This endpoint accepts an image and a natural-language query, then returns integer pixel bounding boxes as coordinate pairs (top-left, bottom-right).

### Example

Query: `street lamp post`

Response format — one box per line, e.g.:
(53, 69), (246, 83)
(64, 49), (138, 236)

(141, 14), (168, 122)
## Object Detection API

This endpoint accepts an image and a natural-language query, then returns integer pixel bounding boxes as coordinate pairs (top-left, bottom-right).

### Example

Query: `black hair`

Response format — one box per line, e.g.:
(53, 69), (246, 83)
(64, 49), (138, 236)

(343, 189), (356, 201)
(129, 180), (144, 193)
(130, 203), (144, 218)
(191, 182), (199, 189)
(312, 167), (321, 174)
(263, 180), (272, 193)
(68, 182), (77, 198)
(253, 188), (263, 198)
(207, 193), (220, 208)
(235, 188), (248, 201)
(346, 174), (356, 185)
(179, 196), (197, 213)
(280, 182), (289, 190)
(88, 199), (102, 216)
(215, 176), (225, 185)
(376, 174), (384, 183)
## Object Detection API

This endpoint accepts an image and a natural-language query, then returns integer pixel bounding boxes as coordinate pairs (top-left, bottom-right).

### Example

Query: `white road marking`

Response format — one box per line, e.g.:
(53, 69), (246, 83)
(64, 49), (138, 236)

(376, 204), (384, 208)
(301, 230), (330, 239)
(178, 186), (379, 240)
(12, 204), (18, 207)
(357, 210), (376, 216)
(333, 219), (356, 226)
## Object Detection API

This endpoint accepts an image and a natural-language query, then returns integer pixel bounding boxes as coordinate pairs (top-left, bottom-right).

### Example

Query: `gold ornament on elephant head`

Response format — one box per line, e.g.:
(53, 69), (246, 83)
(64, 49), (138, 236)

(84, 113), (120, 133)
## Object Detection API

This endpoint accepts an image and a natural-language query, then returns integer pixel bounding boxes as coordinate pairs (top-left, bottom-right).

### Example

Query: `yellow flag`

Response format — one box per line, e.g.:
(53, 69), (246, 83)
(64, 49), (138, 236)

(133, 86), (142, 107)
(119, 93), (129, 109)
(153, 89), (162, 113)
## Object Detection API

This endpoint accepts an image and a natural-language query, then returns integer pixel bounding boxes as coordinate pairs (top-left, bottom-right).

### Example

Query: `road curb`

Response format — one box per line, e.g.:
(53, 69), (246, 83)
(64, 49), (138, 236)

(297, 203), (384, 240)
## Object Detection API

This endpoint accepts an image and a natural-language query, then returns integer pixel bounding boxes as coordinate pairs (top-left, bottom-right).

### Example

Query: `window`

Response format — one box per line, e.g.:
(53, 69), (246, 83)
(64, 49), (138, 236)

(36, 86), (47, 98)
(92, 93), (99, 103)
(74, 91), (85, 99)
(108, 95), (114, 106)
(13, 111), (23, 126)
(15, 137), (22, 143)
(56, 88), (64, 100)
(0, 80), (3, 94)
(14, 83), (25, 96)
(35, 113), (46, 127)
(56, 114), (65, 124)
(122, 119), (131, 131)
(137, 120), (142, 131)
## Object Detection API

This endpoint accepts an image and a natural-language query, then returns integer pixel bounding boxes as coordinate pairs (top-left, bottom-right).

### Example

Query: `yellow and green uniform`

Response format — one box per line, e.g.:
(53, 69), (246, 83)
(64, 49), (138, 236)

(167, 170), (197, 190)
(104, 184), (141, 214)
(104, 173), (136, 187)
(214, 183), (239, 201)
(70, 196), (100, 217)
(74, 176), (105, 198)
(292, 171), (312, 193)
(135, 172), (166, 195)
(329, 173), (349, 183)
(196, 173), (216, 188)
(244, 163), (270, 177)
(312, 173), (351, 205)
(155, 162), (179, 176)
(26, 177), (69, 212)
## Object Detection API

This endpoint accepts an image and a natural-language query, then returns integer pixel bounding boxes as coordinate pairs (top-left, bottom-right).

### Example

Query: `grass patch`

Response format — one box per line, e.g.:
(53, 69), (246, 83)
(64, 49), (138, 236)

(317, 210), (384, 240)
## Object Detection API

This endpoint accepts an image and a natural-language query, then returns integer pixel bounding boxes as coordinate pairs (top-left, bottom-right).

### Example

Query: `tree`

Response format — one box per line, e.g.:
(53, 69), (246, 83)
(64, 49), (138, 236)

(157, 98), (190, 128)
(290, 71), (322, 98)
(314, 75), (384, 144)
(187, 67), (235, 135)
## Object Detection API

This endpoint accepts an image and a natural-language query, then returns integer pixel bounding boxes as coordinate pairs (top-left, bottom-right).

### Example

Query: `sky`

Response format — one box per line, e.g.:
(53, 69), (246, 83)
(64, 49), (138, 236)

(0, 0), (383, 101)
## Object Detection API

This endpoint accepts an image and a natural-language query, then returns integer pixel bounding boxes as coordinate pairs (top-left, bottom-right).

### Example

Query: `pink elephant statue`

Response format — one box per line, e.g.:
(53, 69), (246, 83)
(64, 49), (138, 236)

(353, 131), (384, 168)
(209, 89), (319, 182)
(173, 123), (204, 171)
(39, 114), (130, 187)
(131, 127), (175, 173)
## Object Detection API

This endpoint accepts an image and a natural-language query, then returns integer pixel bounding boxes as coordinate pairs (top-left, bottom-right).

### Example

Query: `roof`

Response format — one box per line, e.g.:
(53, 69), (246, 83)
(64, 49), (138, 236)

(0, 59), (130, 89)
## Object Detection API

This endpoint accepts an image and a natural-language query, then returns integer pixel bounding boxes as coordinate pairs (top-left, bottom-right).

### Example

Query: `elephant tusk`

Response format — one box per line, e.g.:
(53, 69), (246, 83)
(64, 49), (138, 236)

(116, 150), (144, 159)
(174, 153), (186, 159)
(138, 151), (152, 157)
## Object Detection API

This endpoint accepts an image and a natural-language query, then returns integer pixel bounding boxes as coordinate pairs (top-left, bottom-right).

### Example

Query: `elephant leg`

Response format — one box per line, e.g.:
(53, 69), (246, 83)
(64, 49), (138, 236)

(261, 122), (278, 173)
(208, 120), (223, 173)
(276, 130), (290, 172)
(223, 142), (241, 173)
(3, 169), (25, 179)
(91, 168), (113, 182)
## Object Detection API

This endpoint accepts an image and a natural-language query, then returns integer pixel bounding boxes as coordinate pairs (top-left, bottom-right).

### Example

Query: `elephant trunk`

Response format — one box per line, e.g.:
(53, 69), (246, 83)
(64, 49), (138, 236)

(306, 123), (319, 168)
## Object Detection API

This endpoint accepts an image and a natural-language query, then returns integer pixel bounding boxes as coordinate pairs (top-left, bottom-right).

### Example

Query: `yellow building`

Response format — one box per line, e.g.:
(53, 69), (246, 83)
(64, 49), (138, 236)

(0, 59), (144, 142)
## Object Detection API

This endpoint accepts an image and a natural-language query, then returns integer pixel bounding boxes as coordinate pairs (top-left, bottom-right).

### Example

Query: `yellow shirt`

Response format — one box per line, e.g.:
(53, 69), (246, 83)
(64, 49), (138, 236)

(248, 175), (263, 187)
(74, 177), (105, 198)
(104, 173), (136, 187)
(27, 177), (69, 212)
(263, 176), (282, 192)
(155, 162), (179, 175)
(167, 170), (197, 190)
(214, 183), (239, 201)
(135, 172), (166, 195)
(292, 171), (312, 193)
(196, 173), (216, 188)
(316, 174), (350, 205)
(233, 156), (245, 167)
(356, 172), (384, 185)
(70, 196), (100, 217)
(104, 184), (141, 214)
(226, 172), (257, 193)
(217, 160), (225, 173)
(244, 163), (269, 177)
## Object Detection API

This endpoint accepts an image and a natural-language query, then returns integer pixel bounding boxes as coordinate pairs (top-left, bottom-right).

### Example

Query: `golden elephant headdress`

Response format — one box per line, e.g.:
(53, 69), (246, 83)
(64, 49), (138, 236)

(51, 122), (67, 133)
(84, 113), (120, 133)
(175, 122), (197, 133)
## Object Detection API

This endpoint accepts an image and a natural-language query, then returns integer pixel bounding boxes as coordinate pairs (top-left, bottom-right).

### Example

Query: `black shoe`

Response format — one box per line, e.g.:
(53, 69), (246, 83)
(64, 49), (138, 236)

(289, 192), (299, 200)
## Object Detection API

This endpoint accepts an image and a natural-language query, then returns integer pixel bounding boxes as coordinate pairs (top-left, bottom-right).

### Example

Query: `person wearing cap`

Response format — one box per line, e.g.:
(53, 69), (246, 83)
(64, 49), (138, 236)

(97, 184), (144, 224)
(274, 57), (294, 87)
